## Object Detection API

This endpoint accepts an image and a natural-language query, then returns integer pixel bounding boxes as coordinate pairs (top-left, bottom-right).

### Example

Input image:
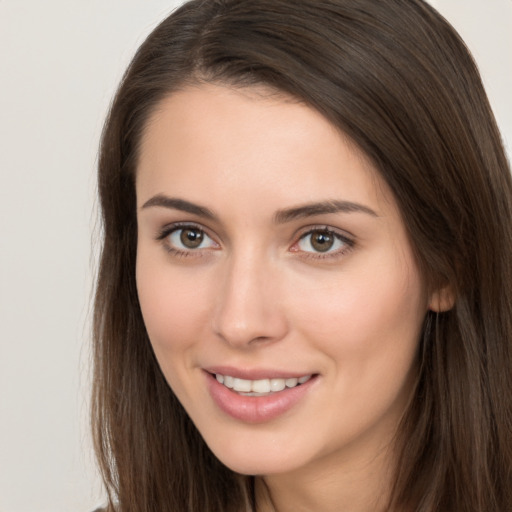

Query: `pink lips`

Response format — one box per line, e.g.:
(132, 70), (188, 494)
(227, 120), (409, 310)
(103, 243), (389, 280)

(204, 370), (316, 424)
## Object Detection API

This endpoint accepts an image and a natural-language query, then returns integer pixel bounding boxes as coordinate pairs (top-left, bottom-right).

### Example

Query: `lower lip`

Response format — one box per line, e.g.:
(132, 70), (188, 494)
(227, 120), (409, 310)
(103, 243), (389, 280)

(205, 372), (317, 424)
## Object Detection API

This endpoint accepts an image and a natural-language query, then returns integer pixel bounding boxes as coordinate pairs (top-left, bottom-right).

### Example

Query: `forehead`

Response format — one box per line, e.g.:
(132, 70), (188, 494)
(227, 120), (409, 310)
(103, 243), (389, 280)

(136, 83), (394, 216)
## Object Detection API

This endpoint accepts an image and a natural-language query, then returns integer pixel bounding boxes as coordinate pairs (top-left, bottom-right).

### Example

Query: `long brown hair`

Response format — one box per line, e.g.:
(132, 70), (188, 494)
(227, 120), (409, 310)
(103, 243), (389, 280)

(92, 1), (512, 510)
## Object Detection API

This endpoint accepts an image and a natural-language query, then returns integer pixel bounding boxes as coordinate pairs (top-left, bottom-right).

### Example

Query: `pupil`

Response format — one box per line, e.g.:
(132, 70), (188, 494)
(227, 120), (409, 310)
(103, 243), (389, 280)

(180, 229), (203, 248)
(311, 231), (334, 252)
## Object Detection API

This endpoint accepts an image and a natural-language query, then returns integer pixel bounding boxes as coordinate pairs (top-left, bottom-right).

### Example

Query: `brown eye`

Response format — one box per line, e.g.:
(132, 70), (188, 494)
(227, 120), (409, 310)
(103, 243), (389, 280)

(180, 228), (204, 248)
(166, 226), (216, 251)
(310, 230), (334, 252)
(296, 228), (351, 255)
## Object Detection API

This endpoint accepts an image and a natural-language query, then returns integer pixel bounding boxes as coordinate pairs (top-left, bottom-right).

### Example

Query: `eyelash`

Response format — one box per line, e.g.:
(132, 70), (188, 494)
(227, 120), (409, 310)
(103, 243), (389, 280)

(156, 222), (217, 259)
(155, 223), (355, 261)
(292, 226), (355, 260)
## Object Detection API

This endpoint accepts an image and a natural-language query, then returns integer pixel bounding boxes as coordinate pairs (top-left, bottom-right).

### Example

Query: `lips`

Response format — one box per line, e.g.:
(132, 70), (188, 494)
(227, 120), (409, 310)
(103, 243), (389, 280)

(204, 369), (317, 423)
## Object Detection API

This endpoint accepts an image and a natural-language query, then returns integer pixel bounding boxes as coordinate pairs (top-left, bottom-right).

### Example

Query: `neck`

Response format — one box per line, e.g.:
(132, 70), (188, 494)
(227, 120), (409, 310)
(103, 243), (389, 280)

(254, 443), (395, 512)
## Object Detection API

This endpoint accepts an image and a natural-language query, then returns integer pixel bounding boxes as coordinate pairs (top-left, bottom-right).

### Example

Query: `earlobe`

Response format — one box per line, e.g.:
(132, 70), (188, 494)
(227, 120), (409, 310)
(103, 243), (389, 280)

(429, 284), (455, 312)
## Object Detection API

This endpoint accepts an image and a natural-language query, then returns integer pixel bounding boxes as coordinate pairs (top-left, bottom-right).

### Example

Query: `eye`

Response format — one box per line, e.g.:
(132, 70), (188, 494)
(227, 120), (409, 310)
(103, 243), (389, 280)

(158, 225), (218, 253)
(295, 228), (353, 255)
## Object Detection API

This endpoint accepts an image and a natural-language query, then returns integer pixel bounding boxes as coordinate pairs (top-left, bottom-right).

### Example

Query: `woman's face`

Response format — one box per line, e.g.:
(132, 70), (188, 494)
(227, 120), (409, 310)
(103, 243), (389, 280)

(135, 83), (432, 477)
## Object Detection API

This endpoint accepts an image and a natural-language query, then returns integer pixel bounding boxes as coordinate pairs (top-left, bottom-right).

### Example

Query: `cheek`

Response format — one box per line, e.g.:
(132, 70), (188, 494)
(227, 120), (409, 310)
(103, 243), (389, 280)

(290, 256), (427, 368)
(135, 252), (212, 364)
(289, 259), (427, 438)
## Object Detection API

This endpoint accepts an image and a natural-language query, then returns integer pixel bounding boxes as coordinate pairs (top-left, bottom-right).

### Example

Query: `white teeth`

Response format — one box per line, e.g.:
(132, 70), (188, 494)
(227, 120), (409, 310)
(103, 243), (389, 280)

(285, 378), (298, 388)
(214, 373), (312, 394)
(252, 379), (271, 393)
(270, 378), (286, 392)
(233, 378), (252, 392)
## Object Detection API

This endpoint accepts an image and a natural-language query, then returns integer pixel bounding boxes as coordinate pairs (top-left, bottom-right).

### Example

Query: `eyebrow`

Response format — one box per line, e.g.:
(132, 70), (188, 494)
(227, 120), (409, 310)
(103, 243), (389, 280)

(273, 200), (378, 223)
(141, 195), (378, 222)
(141, 195), (216, 219)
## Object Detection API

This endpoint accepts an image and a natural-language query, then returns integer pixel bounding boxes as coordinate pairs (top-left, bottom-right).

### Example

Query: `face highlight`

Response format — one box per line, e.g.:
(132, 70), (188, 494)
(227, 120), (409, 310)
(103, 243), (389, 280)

(135, 84), (431, 480)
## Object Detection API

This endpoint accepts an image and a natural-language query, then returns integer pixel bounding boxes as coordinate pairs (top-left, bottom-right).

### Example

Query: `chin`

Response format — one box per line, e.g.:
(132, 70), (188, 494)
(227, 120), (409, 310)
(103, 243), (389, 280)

(202, 430), (312, 477)
(215, 453), (298, 477)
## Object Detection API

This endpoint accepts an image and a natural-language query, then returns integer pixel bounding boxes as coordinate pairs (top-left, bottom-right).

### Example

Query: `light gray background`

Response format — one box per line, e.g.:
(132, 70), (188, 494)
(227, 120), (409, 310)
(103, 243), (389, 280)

(0, 1), (510, 511)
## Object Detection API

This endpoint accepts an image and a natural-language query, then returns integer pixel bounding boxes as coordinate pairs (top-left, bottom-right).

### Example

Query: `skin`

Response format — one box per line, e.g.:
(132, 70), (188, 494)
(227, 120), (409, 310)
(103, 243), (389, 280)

(135, 83), (444, 512)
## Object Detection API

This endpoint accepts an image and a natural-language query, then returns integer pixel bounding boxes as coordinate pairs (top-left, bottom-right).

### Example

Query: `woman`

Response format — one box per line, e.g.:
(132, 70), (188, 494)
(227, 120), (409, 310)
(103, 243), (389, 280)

(92, 0), (512, 510)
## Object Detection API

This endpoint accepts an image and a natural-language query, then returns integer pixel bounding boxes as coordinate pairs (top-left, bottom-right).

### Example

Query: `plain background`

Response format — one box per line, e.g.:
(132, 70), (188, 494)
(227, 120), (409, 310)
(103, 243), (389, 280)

(0, 1), (510, 511)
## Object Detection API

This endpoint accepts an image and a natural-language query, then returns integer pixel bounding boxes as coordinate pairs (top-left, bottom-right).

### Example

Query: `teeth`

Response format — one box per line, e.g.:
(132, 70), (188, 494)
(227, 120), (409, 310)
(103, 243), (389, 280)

(214, 373), (312, 394)
(285, 378), (298, 388)
(233, 378), (252, 392)
(252, 379), (271, 393)
(270, 378), (286, 392)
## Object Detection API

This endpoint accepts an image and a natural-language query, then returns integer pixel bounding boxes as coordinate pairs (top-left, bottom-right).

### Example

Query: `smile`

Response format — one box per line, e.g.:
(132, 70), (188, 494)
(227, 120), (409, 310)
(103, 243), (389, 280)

(215, 373), (312, 396)
(205, 370), (317, 422)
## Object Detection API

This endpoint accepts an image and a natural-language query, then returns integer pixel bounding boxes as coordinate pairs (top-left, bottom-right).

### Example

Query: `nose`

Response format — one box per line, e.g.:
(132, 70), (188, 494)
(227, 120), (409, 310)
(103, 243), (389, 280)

(212, 252), (289, 348)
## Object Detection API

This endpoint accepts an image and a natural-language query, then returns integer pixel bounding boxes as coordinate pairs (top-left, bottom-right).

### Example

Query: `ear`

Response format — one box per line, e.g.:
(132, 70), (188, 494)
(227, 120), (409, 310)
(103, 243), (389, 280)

(428, 284), (455, 312)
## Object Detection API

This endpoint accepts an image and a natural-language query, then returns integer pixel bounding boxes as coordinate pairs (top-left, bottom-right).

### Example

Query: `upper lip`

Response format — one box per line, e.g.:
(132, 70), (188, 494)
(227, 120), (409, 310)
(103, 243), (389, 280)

(204, 366), (315, 380)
